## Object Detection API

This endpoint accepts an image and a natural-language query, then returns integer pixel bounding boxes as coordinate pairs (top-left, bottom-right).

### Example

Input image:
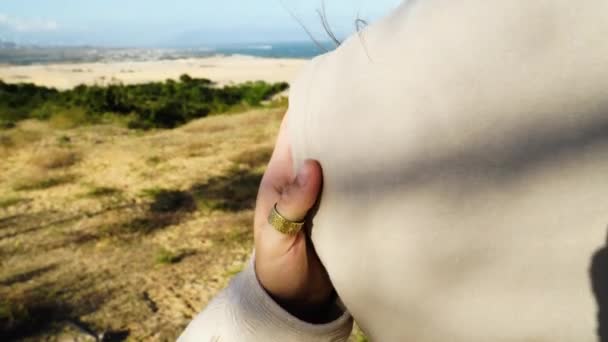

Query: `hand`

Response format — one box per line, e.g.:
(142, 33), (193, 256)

(253, 114), (334, 322)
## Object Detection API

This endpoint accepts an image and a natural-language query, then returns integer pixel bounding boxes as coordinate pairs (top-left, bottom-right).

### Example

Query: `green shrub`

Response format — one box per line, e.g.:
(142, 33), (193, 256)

(0, 75), (289, 129)
(155, 248), (183, 265)
(0, 120), (16, 129)
(30, 102), (61, 120)
(0, 80), (58, 123)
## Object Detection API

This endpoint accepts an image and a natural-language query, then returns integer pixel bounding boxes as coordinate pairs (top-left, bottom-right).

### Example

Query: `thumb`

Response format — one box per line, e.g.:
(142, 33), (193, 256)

(276, 159), (323, 223)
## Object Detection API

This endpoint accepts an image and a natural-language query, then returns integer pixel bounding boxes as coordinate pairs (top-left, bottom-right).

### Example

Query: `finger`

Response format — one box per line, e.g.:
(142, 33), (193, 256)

(275, 159), (323, 222)
(256, 160), (323, 283)
(253, 115), (294, 233)
(256, 159), (322, 254)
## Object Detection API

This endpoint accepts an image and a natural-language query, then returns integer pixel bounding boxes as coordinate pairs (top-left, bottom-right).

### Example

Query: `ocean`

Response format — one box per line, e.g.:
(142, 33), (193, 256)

(0, 41), (337, 65)
(213, 41), (336, 59)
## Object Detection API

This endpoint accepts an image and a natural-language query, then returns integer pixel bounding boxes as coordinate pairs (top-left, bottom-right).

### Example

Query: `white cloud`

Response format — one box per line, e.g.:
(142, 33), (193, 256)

(0, 13), (59, 32)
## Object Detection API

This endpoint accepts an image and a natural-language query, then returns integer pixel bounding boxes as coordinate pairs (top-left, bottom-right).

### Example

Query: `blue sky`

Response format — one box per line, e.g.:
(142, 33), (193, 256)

(0, 0), (403, 46)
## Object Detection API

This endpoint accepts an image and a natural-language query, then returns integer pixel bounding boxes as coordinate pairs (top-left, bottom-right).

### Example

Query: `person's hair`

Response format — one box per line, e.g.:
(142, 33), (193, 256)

(281, 0), (369, 53)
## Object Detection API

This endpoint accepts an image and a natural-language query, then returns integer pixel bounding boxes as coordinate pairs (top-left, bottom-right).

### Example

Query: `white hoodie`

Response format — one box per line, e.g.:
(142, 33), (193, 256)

(180, 1), (608, 340)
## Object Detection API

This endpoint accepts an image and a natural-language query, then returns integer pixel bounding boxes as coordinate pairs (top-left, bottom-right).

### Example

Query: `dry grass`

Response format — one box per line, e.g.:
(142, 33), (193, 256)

(0, 127), (44, 157)
(29, 148), (80, 170)
(184, 140), (214, 157)
(13, 172), (77, 191)
(0, 106), (364, 340)
(181, 121), (232, 134)
(154, 248), (194, 265)
(229, 145), (273, 169)
(83, 186), (122, 198)
(145, 155), (164, 166)
(0, 196), (28, 209)
(0, 269), (113, 341)
(1, 95), (283, 338)
(8, 129), (44, 146)
(0, 133), (14, 149)
(48, 107), (89, 129)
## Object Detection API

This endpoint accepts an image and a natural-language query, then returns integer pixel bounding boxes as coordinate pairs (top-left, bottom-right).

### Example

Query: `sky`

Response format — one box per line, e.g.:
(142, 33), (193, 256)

(0, 0), (403, 47)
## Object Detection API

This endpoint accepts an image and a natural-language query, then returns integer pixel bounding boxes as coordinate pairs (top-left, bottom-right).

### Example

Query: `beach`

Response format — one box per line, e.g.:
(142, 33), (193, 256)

(0, 55), (308, 89)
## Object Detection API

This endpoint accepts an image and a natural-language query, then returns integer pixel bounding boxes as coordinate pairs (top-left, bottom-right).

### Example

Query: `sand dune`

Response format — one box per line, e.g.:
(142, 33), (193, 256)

(0, 55), (308, 89)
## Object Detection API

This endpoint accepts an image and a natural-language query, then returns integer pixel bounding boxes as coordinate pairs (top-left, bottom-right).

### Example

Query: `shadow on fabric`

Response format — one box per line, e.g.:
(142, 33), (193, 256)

(590, 227), (608, 342)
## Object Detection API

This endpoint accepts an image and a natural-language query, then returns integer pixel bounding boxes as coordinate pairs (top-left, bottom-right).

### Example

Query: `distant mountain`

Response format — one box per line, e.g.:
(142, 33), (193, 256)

(166, 27), (310, 47)
(0, 40), (18, 49)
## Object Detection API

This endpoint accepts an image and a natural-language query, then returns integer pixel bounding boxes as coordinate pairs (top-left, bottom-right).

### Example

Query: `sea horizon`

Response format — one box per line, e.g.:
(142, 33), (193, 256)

(0, 41), (337, 66)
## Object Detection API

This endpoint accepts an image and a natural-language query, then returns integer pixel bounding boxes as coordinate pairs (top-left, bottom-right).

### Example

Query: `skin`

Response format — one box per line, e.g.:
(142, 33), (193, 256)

(253, 113), (333, 322)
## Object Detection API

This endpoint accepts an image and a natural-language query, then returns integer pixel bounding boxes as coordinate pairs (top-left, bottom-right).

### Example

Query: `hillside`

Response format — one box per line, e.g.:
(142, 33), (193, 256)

(0, 107), (282, 340)
(0, 107), (367, 341)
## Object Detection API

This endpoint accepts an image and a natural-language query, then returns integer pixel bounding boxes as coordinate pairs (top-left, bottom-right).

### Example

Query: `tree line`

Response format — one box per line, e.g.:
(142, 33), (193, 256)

(0, 74), (289, 129)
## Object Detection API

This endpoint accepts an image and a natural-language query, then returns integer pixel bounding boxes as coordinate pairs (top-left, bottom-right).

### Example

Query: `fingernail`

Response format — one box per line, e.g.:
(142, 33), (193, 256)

(296, 165), (310, 187)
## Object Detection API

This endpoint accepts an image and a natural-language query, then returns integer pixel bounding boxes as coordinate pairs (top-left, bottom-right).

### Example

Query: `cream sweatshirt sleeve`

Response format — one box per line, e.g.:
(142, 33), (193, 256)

(177, 259), (353, 342)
